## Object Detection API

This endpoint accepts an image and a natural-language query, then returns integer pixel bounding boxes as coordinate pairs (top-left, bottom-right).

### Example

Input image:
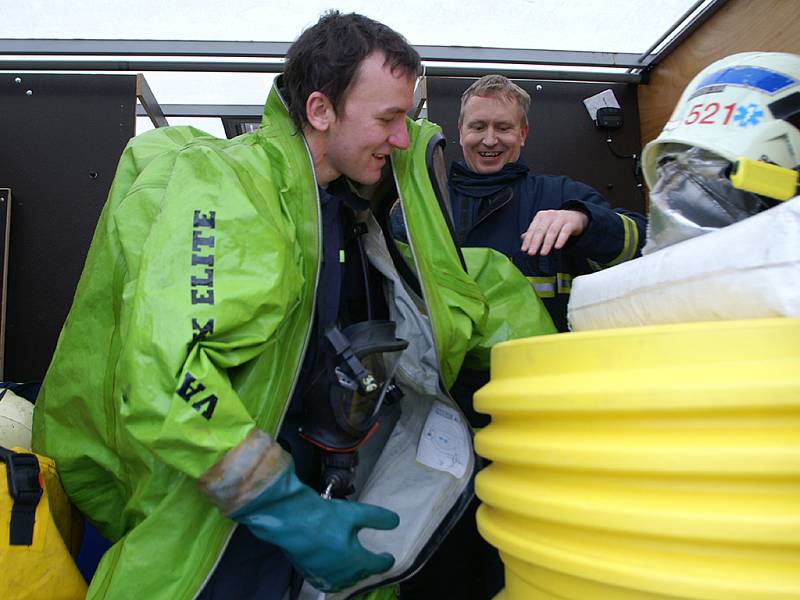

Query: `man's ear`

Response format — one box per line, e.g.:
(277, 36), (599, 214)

(521, 124), (529, 146)
(306, 91), (334, 132)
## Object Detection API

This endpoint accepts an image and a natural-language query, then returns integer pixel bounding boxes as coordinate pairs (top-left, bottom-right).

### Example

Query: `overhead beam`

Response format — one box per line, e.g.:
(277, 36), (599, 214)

(0, 39), (293, 58)
(135, 104), (262, 118)
(641, 0), (729, 69)
(3, 60), (640, 83)
(425, 65), (640, 83)
(0, 39), (644, 69)
(0, 60), (284, 73)
(416, 46), (642, 68)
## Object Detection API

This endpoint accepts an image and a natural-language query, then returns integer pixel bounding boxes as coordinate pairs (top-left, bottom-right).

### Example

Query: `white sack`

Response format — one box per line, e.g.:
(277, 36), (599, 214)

(568, 197), (800, 331)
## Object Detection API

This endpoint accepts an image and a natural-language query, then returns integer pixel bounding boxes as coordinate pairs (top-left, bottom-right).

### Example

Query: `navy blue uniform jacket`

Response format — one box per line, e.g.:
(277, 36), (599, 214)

(449, 160), (646, 331)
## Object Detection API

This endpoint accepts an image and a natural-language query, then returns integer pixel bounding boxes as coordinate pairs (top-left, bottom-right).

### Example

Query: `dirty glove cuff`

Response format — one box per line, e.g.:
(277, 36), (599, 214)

(197, 428), (292, 514)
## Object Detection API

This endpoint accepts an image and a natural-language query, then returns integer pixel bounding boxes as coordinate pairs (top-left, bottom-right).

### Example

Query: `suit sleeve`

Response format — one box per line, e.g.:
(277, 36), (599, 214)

(558, 178), (647, 268)
(114, 144), (304, 510)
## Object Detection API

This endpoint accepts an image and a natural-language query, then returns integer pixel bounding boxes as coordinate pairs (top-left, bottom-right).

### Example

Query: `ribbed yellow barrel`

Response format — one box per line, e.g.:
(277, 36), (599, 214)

(474, 318), (800, 600)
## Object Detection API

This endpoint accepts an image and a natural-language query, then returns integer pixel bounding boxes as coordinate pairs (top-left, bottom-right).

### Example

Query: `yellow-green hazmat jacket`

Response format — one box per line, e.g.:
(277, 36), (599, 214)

(33, 83), (555, 599)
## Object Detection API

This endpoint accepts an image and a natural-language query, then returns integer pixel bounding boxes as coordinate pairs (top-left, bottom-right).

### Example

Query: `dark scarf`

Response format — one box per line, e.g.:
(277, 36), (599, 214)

(449, 159), (530, 198)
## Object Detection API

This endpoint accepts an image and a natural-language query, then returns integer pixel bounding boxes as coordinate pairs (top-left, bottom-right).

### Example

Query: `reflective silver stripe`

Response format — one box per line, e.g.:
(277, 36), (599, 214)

(527, 276), (555, 298)
(587, 258), (602, 272)
(605, 213), (638, 267)
(618, 213), (640, 263)
(588, 213), (639, 270)
(528, 275), (572, 296)
(556, 272), (572, 294)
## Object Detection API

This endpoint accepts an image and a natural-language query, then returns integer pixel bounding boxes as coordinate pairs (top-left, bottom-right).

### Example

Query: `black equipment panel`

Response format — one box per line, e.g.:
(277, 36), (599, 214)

(426, 77), (646, 213)
(0, 74), (136, 382)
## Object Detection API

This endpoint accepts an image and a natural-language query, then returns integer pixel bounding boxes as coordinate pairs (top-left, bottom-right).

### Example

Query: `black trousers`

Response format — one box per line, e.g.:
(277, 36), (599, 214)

(399, 495), (504, 600)
(196, 525), (293, 600)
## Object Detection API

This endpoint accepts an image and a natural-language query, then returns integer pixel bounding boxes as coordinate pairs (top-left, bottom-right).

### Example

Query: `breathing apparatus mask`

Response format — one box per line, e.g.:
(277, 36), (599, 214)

(642, 52), (800, 254)
(300, 321), (407, 499)
(645, 144), (779, 252)
(298, 130), (462, 501)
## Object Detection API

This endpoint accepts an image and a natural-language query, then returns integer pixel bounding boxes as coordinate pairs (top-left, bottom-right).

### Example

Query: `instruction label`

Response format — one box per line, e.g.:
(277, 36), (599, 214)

(583, 88), (621, 121)
(416, 401), (468, 478)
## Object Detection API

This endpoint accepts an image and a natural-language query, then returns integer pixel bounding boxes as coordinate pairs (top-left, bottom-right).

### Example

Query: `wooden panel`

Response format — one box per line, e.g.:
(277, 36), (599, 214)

(639, 0), (800, 147)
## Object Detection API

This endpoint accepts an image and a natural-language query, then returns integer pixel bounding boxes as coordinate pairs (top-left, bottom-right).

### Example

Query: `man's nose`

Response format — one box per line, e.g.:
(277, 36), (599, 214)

(388, 120), (410, 150)
(483, 127), (498, 145)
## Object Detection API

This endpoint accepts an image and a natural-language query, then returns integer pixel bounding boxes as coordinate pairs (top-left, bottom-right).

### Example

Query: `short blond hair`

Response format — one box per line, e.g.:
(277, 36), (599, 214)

(458, 74), (530, 128)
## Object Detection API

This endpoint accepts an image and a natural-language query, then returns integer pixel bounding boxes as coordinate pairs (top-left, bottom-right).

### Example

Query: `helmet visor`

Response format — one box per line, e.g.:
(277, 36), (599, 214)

(644, 145), (772, 254)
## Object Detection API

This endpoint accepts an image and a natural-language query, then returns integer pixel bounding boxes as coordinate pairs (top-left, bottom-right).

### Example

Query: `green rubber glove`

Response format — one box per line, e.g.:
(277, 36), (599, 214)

(229, 462), (399, 592)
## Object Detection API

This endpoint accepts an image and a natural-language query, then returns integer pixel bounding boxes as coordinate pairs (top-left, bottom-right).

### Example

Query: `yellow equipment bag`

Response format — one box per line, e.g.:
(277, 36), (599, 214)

(1, 446), (87, 599)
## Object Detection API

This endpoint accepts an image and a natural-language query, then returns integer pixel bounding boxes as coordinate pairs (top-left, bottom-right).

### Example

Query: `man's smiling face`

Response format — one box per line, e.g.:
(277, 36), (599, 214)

(458, 93), (528, 174)
(323, 51), (415, 185)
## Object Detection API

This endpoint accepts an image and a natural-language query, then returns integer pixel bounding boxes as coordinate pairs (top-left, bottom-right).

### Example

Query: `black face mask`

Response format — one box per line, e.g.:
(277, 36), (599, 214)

(300, 320), (407, 498)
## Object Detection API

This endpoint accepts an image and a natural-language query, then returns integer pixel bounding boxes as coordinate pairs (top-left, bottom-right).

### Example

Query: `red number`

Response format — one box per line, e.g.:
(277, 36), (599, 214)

(685, 103), (703, 125)
(699, 102), (720, 124)
(722, 103), (737, 125)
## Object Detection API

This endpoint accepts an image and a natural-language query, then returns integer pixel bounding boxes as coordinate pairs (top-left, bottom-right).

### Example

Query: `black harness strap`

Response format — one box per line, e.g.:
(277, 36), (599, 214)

(1, 445), (43, 546)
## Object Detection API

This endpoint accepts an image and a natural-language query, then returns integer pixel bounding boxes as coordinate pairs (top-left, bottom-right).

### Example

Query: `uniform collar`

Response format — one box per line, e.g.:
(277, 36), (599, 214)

(449, 159), (530, 198)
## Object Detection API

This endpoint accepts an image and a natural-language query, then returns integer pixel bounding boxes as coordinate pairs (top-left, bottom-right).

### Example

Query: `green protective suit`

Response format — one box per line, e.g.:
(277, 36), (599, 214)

(32, 82), (554, 600)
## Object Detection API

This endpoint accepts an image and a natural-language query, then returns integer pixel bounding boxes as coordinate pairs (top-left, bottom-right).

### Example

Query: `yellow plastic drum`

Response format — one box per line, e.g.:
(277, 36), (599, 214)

(474, 318), (800, 600)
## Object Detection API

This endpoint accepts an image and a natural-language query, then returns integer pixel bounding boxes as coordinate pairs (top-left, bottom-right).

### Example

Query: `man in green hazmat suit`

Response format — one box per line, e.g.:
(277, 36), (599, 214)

(33, 10), (555, 600)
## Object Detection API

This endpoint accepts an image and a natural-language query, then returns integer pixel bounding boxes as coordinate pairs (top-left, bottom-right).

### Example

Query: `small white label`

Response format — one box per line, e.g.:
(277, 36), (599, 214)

(583, 89), (621, 121)
(416, 401), (468, 478)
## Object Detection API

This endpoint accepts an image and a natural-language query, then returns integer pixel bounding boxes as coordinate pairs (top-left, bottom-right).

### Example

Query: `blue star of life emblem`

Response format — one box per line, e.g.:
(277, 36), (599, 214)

(733, 103), (764, 127)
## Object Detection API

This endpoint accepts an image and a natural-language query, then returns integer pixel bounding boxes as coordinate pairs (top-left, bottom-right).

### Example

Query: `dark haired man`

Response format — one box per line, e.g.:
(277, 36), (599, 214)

(450, 74), (647, 331)
(34, 11), (551, 600)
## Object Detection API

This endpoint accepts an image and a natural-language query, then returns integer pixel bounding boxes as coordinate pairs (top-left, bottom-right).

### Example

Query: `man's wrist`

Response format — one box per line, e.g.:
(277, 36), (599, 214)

(197, 428), (292, 515)
(562, 200), (591, 219)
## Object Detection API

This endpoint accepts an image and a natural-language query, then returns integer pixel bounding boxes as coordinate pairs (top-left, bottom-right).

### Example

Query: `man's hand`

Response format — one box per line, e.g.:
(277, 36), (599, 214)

(520, 209), (589, 256)
(227, 460), (399, 593)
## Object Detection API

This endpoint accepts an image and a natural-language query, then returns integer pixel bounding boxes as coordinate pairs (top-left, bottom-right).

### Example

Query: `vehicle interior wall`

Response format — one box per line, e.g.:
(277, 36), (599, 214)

(639, 0), (800, 147)
(0, 74), (136, 381)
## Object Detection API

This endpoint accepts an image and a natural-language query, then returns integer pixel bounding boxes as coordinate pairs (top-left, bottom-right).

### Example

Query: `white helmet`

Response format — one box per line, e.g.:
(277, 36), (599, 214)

(643, 52), (800, 189)
(0, 388), (34, 449)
